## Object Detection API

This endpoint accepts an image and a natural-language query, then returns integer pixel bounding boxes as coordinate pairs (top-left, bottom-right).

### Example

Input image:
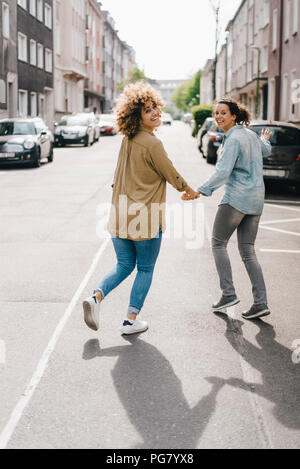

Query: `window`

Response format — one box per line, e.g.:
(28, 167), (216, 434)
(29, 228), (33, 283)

(37, 0), (43, 21)
(282, 74), (289, 120)
(262, 46), (268, 72)
(44, 3), (52, 28)
(18, 90), (28, 116)
(17, 0), (27, 9)
(30, 0), (36, 16)
(30, 39), (37, 65)
(293, 0), (298, 34)
(37, 43), (43, 68)
(18, 33), (28, 62)
(45, 49), (52, 72)
(2, 2), (9, 39)
(272, 9), (278, 51)
(263, 0), (270, 27)
(284, 0), (291, 41)
(55, 23), (61, 54)
(30, 92), (37, 117)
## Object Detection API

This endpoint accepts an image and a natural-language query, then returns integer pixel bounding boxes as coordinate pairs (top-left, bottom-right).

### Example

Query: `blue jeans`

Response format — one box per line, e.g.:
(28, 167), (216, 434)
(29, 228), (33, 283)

(95, 231), (162, 315)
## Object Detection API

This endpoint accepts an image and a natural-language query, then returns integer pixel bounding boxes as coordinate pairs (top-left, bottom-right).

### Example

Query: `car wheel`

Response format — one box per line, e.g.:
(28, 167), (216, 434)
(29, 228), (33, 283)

(48, 144), (54, 163)
(32, 148), (41, 168)
(206, 154), (217, 165)
(84, 136), (89, 147)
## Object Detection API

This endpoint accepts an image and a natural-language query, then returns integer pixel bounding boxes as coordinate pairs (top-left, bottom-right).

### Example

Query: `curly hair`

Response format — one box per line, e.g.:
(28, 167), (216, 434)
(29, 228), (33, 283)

(113, 81), (164, 139)
(216, 97), (251, 126)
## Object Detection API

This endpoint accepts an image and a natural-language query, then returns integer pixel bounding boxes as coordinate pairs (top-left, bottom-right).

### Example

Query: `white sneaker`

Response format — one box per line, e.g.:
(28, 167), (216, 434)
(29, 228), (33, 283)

(83, 296), (100, 331)
(120, 318), (148, 335)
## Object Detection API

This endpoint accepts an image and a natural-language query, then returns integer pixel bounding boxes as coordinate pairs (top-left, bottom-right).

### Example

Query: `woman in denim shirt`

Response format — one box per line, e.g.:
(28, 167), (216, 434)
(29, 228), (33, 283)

(194, 98), (272, 319)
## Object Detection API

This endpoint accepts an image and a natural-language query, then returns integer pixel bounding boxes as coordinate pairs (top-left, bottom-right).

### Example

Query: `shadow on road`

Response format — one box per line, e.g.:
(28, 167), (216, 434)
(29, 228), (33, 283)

(212, 314), (300, 432)
(82, 336), (225, 449)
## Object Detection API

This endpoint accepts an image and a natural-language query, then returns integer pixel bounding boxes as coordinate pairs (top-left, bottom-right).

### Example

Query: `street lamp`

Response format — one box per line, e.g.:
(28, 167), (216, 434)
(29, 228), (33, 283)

(251, 45), (261, 119)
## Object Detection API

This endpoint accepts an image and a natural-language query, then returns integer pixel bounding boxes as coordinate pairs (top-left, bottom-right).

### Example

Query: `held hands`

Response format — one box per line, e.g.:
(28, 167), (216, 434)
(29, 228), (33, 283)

(181, 186), (201, 201)
(261, 128), (272, 141)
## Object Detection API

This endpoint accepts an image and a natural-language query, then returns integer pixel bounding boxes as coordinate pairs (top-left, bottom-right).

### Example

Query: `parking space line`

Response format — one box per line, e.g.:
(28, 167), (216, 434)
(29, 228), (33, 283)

(259, 226), (300, 237)
(265, 203), (300, 213)
(260, 249), (300, 254)
(260, 218), (300, 225)
(0, 237), (110, 450)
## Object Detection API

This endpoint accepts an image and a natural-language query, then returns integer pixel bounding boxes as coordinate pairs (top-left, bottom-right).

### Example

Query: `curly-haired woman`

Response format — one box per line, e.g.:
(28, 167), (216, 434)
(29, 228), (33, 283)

(83, 82), (199, 335)
(184, 97), (272, 320)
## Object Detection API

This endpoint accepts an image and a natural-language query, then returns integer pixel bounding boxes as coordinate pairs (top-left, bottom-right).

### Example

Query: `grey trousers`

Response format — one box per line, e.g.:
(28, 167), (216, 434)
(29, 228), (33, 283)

(212, 204), (267, 305)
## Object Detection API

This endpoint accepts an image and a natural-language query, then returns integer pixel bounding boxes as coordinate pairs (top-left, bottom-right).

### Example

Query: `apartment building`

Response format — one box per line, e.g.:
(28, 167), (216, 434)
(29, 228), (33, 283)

(280, 0), (300, 125)
(0, 0), (18, 119)
(53, 0), (86, 122)
(84, 0), (105, 114)
(17, 0), (54, 126)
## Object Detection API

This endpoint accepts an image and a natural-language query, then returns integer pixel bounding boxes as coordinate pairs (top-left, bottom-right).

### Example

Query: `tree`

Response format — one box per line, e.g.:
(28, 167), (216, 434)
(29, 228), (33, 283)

(117, 67), (147, 91)
(171, 70), (202, 112)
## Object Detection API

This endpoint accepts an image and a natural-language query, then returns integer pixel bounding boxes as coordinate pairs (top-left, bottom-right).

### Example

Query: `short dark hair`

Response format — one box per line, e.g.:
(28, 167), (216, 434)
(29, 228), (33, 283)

(215, 97), (251, 126)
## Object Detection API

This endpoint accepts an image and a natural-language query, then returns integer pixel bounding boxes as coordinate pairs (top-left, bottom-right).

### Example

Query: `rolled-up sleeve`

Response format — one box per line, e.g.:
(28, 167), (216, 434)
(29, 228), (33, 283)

(149, 141), (188, 192)
(198, 138), (240, 196)
(259, 137), (272, 157)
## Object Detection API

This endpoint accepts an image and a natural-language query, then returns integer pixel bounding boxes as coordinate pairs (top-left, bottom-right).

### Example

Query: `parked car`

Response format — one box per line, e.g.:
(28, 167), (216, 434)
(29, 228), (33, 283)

(197, 117), (214, 154)
(0, 117), (54, 167)
(201, 121), (224, 164)
(54, 114), (95, 147)
(250, 121), (300, 190)
(96, 114), (118, 136)
(161, 113), (173, 125)
(77, 112), (100, 143)
(182, 113), (193, 125)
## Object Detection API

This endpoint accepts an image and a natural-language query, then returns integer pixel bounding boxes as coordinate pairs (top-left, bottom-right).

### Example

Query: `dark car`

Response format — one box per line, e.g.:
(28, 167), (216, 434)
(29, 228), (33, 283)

(54, 114), (95, 147)
(201, 121), (224, 164)
(250, 121), (300, 190)
(196, 117), (214, 154)
(0, 118), (54, 168)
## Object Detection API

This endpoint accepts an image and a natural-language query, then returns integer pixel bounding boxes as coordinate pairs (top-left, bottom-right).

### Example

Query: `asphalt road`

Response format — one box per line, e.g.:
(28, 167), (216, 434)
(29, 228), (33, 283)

(0, 122), (299, 449)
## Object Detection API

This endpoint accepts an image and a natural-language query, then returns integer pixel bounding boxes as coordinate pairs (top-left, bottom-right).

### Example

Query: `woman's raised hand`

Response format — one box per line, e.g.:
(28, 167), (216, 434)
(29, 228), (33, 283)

(261, 128), (272, 141)
(181, 186), (201, 201)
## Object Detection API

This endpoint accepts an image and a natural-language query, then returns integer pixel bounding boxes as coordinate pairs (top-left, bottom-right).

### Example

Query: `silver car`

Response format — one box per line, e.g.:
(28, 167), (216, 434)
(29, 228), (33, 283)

(0, 117), (54, 168)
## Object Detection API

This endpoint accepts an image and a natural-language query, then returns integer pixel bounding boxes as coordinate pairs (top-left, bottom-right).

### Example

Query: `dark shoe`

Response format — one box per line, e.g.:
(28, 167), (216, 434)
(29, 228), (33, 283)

(242, 304), (270, 320)
(212, 295), (240, 312)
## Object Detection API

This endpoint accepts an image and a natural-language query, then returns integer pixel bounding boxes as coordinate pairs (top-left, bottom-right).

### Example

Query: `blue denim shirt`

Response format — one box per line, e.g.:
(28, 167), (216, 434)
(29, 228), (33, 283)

(198, 125), (271, 215)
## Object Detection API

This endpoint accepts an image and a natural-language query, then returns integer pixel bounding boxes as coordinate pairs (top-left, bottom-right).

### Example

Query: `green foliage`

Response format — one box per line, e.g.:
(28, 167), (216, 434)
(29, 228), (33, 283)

(117, 67), (148, 91)
(171, 69), (202, 112)
(191, 104), (213, 137)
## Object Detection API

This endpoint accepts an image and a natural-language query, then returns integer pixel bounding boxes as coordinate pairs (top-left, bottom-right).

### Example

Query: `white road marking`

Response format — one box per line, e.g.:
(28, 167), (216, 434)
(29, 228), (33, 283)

(265, 203), (300, 213)
(260, 218), (300, 225)
(259, 225), (300, 237)
(260, 249), (300, 254)
(0, 237), (110, 449)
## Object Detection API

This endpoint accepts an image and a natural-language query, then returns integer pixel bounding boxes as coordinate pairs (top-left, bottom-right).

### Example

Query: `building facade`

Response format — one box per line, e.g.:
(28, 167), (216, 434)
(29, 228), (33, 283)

(53, 0), (86, 122)
(84, 0), (105, 114)
(0, 0), (18, 119)
(205, 0), (300, 126)
(17, 0), (54, 126)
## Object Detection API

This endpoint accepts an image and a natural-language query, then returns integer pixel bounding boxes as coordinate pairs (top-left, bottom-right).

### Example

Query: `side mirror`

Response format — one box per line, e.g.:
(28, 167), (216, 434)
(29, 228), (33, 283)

(41, 130), (47, 136)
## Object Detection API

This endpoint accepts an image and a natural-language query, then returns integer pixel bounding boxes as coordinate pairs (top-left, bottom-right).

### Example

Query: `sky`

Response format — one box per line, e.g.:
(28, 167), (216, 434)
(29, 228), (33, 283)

(100, 0), (242, 80)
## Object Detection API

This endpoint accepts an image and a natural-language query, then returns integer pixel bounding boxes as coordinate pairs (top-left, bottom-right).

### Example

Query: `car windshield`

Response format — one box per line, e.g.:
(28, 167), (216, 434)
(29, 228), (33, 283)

(251, 126), (300, 146)
(99, 114), (115, 122)
(59, 117), (89, 126)
(0, 121), (36, 136)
